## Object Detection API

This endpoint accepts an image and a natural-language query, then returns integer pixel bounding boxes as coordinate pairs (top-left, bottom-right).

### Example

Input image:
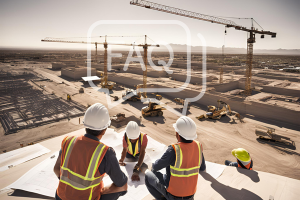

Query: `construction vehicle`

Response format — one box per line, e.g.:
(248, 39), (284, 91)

(110, 95), (119, 101)
(79, 88), (84, 93)
(102, 81), (115, 90)
(67, 94), (71, 101)
(111, 113), (126, 128)
(122, 89), (141, 102)
(111, 113), (126, 122)
(142, 102), (166, 117)
(130, 0), (276, 95)
(255, 126), (296, 147)
(174, 98), (190, 109)
(196, 100), (242, 121)
(156, 94), (162, 100)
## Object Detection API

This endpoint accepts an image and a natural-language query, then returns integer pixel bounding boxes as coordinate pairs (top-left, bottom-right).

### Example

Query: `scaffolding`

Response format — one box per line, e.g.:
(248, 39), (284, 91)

(0, 71), (86, 134)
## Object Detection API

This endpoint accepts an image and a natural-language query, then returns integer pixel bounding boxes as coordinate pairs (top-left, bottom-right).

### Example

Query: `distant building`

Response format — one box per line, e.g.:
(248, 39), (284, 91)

(61, 66), (96, 79)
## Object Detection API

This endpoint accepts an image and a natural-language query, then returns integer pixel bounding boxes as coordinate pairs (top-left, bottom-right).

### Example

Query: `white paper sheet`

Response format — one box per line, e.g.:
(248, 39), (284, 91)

(0, 144), (50, 172)
(205, 161), (227, 179)
(8, 152), (59, 197)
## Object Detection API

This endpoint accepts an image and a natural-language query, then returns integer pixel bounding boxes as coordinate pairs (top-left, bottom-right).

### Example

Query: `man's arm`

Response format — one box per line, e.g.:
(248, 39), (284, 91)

(103, 148), (128, 192)
(131, 146), (146, 181)
(136, 146), (146, 169)
(199, 153), (206, 172)
(152, 146), (175, 172)
(54, 153), (61, 179)
(119, 147), (127, 166)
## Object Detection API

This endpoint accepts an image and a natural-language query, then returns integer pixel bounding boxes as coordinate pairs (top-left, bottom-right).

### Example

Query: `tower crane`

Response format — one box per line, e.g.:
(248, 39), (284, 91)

(130, 0), (276, 96)
(41, 35), (159, 95)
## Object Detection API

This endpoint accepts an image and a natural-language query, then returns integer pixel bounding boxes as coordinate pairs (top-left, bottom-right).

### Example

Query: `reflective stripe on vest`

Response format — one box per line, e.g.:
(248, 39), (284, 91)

(170, 141), (202, 178)
(60, 136), (106, 194)
(127, 133), (144, 157)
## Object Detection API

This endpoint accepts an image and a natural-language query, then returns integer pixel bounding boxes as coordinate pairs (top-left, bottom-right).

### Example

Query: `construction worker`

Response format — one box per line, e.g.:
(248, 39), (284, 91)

(119, 121), (148, 181)
(53, 103), (128, 200)
(145, 116), (206, 200)
(225, 148), (253, 170)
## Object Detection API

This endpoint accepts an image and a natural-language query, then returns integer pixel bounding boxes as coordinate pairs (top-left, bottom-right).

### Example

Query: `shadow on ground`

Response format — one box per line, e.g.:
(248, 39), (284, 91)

(9, 189), (53, 199)
(200, 172), (263, 200)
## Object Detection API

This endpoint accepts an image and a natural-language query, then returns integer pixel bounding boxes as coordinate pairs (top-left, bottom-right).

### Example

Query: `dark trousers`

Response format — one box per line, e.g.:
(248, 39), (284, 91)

(225, 160), (238, 167)
(145, 171), (194, 200)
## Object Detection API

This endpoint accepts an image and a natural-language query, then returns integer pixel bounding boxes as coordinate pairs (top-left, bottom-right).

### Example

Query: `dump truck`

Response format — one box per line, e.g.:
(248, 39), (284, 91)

(196, 100), (242, 121)
(255, 125), (296, 147)
(142, 102), (166, 117)
(122, 89), (141, 102)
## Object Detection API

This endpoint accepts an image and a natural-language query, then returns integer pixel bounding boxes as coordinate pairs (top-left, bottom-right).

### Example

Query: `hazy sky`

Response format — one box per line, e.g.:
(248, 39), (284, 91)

(0, 0), (299, 50)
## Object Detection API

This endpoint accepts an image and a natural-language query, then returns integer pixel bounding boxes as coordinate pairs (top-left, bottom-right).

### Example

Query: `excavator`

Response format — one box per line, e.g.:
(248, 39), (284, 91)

(255, 125), (296, 147)
(196, 100), (242, 122)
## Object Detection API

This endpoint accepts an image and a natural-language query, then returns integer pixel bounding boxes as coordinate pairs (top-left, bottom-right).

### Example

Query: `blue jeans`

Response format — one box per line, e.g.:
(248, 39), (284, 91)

(225, 160), (238, 167)
(145, 171), (194, 200)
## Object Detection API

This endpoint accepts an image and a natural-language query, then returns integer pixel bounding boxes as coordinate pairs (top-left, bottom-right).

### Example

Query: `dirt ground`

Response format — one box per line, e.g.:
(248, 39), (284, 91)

(1, 64), (300, 181)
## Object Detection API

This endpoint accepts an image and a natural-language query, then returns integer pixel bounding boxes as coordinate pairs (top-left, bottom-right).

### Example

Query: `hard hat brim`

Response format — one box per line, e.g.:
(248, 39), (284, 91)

(173, 123), (197, 140)
(83, 119), (111, 131)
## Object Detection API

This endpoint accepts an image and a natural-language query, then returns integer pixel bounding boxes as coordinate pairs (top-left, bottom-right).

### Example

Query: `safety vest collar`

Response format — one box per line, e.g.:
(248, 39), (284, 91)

(126, 133), (144, 157)
(60, 136), (107, 191)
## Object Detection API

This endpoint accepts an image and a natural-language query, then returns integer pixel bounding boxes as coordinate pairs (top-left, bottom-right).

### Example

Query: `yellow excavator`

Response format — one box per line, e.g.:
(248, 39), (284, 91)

(196, 100), (242, 121)
(255, 125), (295, 147)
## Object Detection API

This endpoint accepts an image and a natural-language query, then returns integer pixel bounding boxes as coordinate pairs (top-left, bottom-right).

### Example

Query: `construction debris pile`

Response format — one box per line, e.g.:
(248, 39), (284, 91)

(0, 71), (86, 134)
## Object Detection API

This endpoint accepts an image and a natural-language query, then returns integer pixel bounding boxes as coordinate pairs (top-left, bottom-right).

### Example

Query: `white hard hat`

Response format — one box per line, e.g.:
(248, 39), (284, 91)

(83, 103), (111, 130)
(126, 121), (140, 139)
(173, 116), (197, 140)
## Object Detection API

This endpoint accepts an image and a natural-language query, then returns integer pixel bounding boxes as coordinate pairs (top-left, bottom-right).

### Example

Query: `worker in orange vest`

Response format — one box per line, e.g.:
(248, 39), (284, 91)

(119, 121), (148, 181)
(145, 116), (206, 200)
(53, 103), (128, 200)
(225, 148), (253, 170)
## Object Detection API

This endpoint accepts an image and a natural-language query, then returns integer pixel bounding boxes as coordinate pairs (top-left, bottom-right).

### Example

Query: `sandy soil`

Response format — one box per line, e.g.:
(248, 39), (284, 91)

(1, 64), (300, 181)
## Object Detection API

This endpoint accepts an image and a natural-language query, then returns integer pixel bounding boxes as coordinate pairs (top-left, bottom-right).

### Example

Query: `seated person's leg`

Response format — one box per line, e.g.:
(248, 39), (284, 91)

(225, 160), (238, 167)
(100, 191), (127, 200)
(145, 171), (168, 200)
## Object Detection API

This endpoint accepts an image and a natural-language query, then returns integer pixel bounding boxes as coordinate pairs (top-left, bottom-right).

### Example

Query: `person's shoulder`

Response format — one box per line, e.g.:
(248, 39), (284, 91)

(167, 145), (175, 153)
(105, 147), (116, 157)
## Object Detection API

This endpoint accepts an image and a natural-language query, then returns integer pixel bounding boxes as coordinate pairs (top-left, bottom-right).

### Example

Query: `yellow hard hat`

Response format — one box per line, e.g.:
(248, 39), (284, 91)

(231, 148), (251, 162)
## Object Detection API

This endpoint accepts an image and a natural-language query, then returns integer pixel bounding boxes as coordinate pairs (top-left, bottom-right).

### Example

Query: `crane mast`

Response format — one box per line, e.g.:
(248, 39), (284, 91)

(130, 0), (276, 96)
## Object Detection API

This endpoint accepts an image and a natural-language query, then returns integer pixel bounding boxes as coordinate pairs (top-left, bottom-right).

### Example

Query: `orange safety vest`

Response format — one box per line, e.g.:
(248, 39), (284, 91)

(57, 135), (109, 200)
(167, 141), (203, 197)
(125, 133), (146, 157)
(237, 159), (253, 170)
